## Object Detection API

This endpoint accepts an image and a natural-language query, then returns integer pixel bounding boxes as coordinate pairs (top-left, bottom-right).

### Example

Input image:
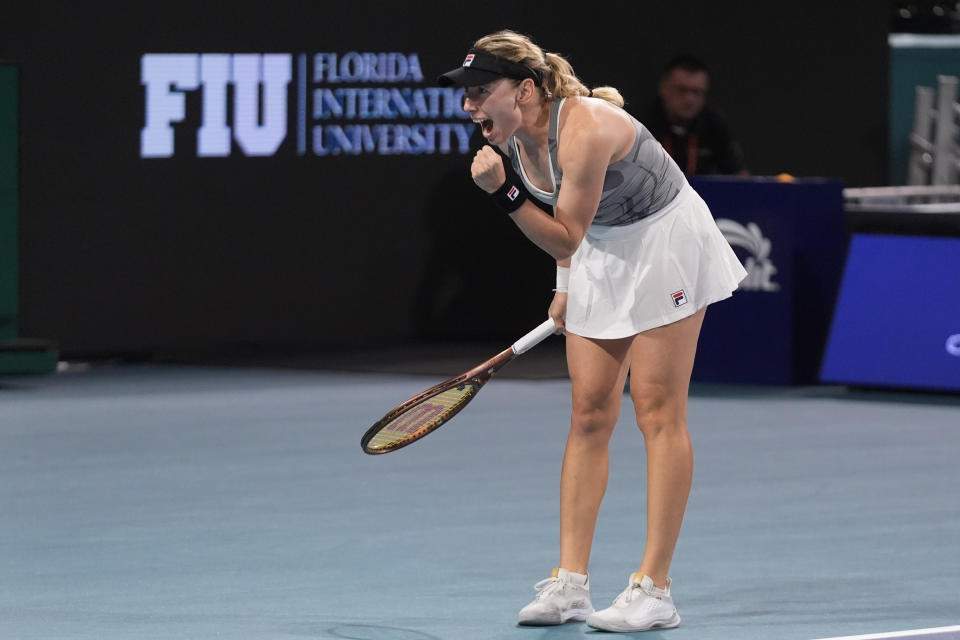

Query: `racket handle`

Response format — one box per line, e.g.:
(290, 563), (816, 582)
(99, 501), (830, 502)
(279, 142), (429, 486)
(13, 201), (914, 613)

(511, 318), (557, 355)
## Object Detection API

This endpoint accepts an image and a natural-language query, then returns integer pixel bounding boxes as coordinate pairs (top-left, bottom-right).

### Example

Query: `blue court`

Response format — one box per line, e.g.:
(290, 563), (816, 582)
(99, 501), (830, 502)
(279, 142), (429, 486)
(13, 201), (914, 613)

(2, 353), (959, 639)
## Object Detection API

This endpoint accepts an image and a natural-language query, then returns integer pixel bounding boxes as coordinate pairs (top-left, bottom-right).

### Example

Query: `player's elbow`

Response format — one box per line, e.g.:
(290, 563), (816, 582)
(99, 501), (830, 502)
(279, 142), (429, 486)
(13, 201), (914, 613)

(551, 228), (583, 261)
(550, 243), (578, 261)
(530, 219), (583, 260)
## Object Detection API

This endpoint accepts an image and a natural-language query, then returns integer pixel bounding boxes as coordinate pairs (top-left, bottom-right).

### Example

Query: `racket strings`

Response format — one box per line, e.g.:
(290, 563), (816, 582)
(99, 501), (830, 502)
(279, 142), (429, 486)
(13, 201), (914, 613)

(365, 384), (479, 452)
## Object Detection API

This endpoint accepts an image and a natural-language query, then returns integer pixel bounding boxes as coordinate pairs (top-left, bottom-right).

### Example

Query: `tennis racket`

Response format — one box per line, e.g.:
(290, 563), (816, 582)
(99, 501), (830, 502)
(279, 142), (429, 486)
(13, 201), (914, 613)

(361, 318), (557, 454)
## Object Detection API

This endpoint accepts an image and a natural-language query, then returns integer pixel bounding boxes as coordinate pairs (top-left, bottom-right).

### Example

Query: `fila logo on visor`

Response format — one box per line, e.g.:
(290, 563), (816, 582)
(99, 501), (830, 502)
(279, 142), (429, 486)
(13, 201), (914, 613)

(507, 185), (520, 201)
(463, 54), (475, 67)
(671, 290), (687, 307)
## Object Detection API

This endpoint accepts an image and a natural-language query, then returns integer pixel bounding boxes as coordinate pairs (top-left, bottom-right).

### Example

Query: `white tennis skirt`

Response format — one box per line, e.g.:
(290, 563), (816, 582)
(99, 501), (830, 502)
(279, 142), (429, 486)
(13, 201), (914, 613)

(565, 182), (747, 339)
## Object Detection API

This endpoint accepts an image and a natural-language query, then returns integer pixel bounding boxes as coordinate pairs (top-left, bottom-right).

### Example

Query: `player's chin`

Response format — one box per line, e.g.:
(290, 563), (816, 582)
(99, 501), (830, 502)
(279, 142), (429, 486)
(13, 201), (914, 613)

(482, 127), (501, 145)
(484, 123), (514, 145)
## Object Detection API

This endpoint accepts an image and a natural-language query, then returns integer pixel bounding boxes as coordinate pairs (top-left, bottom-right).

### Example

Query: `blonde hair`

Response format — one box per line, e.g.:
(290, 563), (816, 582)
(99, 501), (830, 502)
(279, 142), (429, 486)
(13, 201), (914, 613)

(473, 30), (625, 107)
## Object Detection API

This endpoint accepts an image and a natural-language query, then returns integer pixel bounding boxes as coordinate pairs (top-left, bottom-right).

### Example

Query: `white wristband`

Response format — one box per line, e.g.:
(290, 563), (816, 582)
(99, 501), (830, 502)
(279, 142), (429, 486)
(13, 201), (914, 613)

(555, 266), (570, 293)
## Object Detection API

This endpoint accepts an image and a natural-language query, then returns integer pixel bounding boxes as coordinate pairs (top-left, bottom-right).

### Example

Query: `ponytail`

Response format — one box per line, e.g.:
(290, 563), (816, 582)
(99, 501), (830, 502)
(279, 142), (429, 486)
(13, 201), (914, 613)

(543, 52), (624, 107)
(474, 30), (625, 107)
(588, 86), (625, 107)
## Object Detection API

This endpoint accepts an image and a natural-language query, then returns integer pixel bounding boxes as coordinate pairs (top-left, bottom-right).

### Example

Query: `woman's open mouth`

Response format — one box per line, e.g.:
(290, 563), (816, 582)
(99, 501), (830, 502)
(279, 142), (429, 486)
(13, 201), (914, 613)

(473, 117), (494, 136)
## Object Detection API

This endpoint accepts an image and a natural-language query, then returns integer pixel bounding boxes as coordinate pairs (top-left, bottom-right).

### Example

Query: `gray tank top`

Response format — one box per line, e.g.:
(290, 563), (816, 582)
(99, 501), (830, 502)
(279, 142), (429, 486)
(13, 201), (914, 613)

(507, 97), (686, 227)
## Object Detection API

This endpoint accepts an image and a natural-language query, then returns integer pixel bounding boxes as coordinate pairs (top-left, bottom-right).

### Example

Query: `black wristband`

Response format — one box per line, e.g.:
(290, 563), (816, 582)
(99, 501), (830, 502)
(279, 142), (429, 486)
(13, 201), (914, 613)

(488, 164), (529, 214)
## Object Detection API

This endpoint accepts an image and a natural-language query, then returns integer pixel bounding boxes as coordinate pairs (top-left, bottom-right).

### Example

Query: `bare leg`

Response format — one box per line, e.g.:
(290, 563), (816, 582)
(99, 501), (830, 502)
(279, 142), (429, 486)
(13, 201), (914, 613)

(628, 308), (705, 587)
(558, 333), (632, 574)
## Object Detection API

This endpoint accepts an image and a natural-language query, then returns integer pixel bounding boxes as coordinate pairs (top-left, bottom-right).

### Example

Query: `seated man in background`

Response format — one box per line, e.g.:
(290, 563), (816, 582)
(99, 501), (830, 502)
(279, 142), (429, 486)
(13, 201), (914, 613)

(641, 55), (748, 176)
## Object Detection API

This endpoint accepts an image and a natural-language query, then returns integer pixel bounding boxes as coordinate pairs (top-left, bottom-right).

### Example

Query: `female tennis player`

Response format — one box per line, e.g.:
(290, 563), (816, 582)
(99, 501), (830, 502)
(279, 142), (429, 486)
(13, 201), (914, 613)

(439, 31), (746, 632)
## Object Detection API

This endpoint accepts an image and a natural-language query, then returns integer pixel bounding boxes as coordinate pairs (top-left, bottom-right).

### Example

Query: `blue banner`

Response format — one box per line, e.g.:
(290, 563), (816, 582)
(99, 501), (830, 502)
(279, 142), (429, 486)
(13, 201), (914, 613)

(691, 177), (846, 385)
(821, 233), (960, 392)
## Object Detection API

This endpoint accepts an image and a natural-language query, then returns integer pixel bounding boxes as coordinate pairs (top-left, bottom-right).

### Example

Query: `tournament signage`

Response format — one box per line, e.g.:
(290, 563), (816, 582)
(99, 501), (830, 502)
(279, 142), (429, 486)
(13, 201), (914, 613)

(715, 219), (780, 292)
(140, 52), (473, 158)
(947, 334), (960, 358)
(820, 233), (960, 391)
(688, 177), (847, 385)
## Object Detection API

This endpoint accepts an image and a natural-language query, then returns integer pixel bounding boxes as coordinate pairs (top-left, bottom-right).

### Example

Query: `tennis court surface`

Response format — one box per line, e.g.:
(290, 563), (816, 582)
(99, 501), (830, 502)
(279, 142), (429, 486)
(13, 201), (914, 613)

(2, 360), (958, 639)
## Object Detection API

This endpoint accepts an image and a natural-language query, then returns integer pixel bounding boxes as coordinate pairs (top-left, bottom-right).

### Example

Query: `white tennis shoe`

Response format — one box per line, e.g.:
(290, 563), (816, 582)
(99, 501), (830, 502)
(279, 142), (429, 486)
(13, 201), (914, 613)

(517, 568), (594, 626)
(586, 573), (681, 632)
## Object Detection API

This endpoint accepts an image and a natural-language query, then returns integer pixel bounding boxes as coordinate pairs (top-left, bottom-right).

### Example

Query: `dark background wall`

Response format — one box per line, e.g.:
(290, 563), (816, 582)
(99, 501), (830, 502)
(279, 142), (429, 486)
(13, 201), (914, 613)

(0, 2), (890, 356)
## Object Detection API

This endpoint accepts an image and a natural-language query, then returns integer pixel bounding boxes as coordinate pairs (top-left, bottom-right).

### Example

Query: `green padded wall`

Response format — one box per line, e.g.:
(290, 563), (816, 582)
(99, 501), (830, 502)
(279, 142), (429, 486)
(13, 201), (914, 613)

(889, 34), (960, 185)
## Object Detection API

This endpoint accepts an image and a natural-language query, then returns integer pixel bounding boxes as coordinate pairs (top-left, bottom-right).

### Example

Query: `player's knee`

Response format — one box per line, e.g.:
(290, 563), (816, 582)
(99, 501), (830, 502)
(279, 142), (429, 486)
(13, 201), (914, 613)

(569, 402), (615, 441)
(631, 385), (685, 438)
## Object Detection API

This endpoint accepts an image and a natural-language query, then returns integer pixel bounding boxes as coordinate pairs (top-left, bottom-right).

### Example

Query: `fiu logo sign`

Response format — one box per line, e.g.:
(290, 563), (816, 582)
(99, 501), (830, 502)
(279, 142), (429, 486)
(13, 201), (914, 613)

(140, 52), (473, 158)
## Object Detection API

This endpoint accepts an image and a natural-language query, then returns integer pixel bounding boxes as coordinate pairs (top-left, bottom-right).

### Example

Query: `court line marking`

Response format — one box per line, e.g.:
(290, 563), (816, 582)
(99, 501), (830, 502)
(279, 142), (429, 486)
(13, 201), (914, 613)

(812, 626), (960, 640)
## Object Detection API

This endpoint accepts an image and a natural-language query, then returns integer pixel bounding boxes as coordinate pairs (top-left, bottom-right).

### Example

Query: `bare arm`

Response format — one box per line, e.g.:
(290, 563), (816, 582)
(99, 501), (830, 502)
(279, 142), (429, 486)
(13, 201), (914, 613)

(509, 122), (615, 259)
(470, 104), (624, 260)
